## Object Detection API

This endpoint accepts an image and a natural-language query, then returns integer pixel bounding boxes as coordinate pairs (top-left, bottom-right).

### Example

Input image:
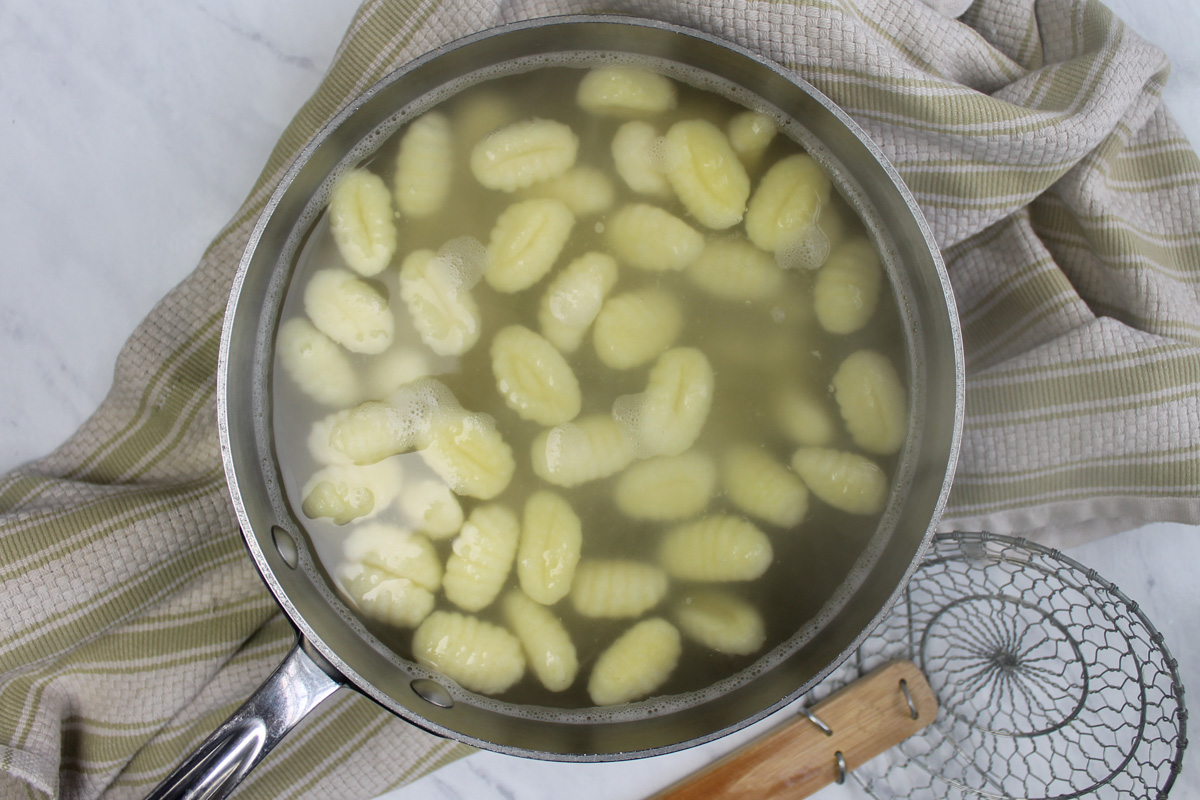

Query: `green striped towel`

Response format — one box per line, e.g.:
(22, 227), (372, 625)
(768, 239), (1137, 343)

(2, 0), (1197, 797)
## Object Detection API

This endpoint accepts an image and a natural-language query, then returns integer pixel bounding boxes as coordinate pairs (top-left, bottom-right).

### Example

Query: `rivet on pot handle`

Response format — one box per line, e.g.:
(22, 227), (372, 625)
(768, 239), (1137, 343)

(649, 660), (938, 800)
(145, 639), (343, 800)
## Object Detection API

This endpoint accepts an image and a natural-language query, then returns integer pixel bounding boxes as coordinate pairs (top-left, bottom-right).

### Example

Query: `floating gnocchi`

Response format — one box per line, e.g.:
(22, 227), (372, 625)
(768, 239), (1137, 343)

(338, 524), (442, 629)
(412, 610), (525, 695)
(522, 166), (615, 216)
(832, 350), (907, 456)
(277, 318), (361, 408)
(503, 590), (579, 692)
(300, 459), (403, 526)
(618, 348), (714, 458)
(686, 236), (784, 302)
(304, 268), (393, 355)
(399, 248), (483, 356)
(588, 618), (682, 706)
(607, 204), (704, 272)
(727, 110), (777, 166)
(486, 198), (575, 293)
(328, 377), (456, 464)
(614, 452), (716, 521)
(328, 168), (396, 277)
(576, 66), (677, 117)
(491, 325), (582, 425)
(394, 111), (453, 218)
(570, 560), (669, 619)
(538, 252), (618, 354)
(531, 415), (634, 488)
(612, 121), (671, 197)
(791, 447), (889, 515)
(399, 478), (464, 540)
(664, 119), (750, 230)
(722, 444), (809, 528)
(592, 288), (683, 370)
(744, 154), (832, 253)
(518, 490), (582, 606)
(672, 589), (766, 655)
(774, 383), (838, 447)
(443, 504), (520, 612)
(420, 411), (515, 500)
(815, 238), (884, 334)
(659, 516), (773, 582)
(471, 118), (578, 192)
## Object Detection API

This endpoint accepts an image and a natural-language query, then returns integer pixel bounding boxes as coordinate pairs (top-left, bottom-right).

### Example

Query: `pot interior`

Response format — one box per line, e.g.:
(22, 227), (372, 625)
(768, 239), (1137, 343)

(218, 15), (963, 760)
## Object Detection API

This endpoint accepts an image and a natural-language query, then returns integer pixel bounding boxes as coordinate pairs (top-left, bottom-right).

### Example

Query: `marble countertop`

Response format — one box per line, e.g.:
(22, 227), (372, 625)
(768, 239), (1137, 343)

(1, 2), (1196, 798)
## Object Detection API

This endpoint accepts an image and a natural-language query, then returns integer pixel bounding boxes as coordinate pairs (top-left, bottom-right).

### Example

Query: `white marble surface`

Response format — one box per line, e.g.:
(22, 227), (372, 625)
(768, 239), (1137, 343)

(0, 2), (1196, 799)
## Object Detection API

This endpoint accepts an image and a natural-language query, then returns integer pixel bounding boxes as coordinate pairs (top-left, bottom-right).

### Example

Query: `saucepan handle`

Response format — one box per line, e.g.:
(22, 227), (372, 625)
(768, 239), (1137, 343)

(144, 639), (343, 800)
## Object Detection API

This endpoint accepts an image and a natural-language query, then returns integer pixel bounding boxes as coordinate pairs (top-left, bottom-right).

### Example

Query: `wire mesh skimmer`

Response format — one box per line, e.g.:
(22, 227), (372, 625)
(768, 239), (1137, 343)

(805, 531), (1188, 799)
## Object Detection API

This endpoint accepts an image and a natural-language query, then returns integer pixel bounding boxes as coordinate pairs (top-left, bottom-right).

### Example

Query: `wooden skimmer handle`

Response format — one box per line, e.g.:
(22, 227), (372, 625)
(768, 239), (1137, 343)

(651, 660), (937, 800)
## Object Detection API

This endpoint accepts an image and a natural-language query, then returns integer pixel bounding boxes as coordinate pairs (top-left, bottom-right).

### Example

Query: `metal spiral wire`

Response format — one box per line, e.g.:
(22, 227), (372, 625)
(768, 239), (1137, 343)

(805, 532), (1187, 799)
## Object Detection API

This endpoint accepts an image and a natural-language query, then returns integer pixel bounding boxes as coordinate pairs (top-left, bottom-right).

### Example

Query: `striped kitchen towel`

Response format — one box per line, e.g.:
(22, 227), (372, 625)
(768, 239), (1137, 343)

(1, 0), (1197, 798)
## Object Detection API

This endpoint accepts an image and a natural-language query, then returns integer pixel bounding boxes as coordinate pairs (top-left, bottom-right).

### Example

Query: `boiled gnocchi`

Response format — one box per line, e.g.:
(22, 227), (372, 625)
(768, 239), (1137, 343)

(614, 452), (716, 521)
(399, 248), (483, 356)
(832, 350), (907, 456)
(588, 618), (682, 706)
(412, 610), (525, 695)
(607, 204), (704, 272)
(576, 66), (677, 117)
(791, 447), (889, 515)
(538, 251), (618, 354)
(815, 238), (883, 334)
(722, 444), (809, 528)
(277, 318), (361, 408)
(393, 111), (453, 218)
(622, 348), (714, 457)
(338, 523), (442, 629)
(612, 121), (671, 197)
(443, 504), (520, 612)
(659, 516), (773, 582)
(398, 478), (464, 540)
(518, 490), (583, 606)
(502, 590), (579, 692)
(664, 119), (750, 230)
(570, 560), (669, 619)
(672, 589), (766, 655)
(727, 110), (777, 166)
(744, 154), (832, 253)
(300, 459), (403, 526)
(522, 166), (615, 216)
(491, 325), (581, 425)
(773, 383), (838, 447)
(531, 415), (634, 488)
(328, 168), (396, 277)
(470, 118), (578, 192)
(304, 268), (393, 355)
(686, 236), (784, 302)
(420, 411), (515, 500)
(592, 288), (683, 370)
(486, 198), (575, 293)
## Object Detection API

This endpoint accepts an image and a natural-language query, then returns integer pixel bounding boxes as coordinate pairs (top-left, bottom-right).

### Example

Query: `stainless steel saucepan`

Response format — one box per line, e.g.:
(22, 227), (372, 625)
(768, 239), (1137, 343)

(150, 15), (964, 799)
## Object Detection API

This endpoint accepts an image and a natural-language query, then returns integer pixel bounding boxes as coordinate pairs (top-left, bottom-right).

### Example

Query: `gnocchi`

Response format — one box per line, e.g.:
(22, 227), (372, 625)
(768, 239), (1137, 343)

(832, 350), (907, 456)
(686, 236), (784, 302)
(791, 447), (889, 515)
(607, 204), (704, 272)
(453, 91), (517, 150)
(576, 66), (677, 117)
(592, 288), (683, 370)
(664, 119), (750, 230)
(412, 610), (525, 695)
(588, 618), (682, 706)
(611, 121), (671, 197)
(300, 459), (403, 526)
(522, 166), (615, 216)
(340, 570), (434, 630)
(659, 516), (773, 582)
(303, 268), (394, 355)
(531, 415), (634, 488)
(328, 168), (397, 277)
(614, 452), (716, 521)
(672, 589), (766, 655)
(277, 318), (361, 408)
(486, 198), (575, 293)
(744, 154), (832, 253)
(722, 444), (809, 528)
(727, 111), (777, 166)
(538, 251), (618, 354)
(366, 346), (431, 400)
(443, 504), (520, 612)
(518, 490), (582, 606)
(471, 118), (578, 192)
(814, 238), (884, 334)
(328, 377), (456, 464)
(502, 590), (579, 692)
(398, 478), (464, 540)
(420, 411), (515, 500)
(773, 383), (838, 447)
(338, 523), (442, 629)
(393, 111), (453, 218)
(491, 325), (582, 425)
(399, 249), (482, 356)
(570, 560), (669, 619)
(623, 348), (714, 457)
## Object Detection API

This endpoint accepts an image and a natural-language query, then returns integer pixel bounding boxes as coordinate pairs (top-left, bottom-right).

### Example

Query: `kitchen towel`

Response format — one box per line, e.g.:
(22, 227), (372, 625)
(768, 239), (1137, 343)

(1, 0), (1197, 797)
